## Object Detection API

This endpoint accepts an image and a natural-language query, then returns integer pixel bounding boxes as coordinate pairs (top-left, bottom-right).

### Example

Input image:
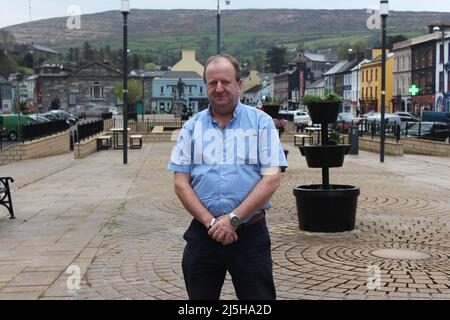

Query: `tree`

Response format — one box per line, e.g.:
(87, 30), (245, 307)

(22, 52), (34, 68)
(265, 46), (287, 74)
(114, 80), (143, 107)
(74, 47), (80, 63)
(132, 54), (140, 70)
(0, 30), (15, 50)
(387, 35), (408, 50)
(83, 41), (94, 62)
(251, 51), (266, 72)
(66, 47), (75, 62)
(337, 41), (367, 59)
(144, 63), (158, 71)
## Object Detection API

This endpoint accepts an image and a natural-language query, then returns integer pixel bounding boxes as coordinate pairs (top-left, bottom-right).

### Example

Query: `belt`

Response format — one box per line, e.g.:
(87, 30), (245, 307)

(238, 212), (265, 229)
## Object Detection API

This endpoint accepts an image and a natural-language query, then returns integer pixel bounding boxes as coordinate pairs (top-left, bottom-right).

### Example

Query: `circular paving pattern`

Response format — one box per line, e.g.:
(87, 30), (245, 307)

(371, 249), (431, 260)
(77, 144), (450, 300)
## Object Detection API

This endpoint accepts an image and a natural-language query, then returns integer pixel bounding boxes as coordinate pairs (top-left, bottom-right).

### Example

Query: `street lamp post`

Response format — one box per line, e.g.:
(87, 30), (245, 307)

(216, 0), (231, 54)
(121, 0), (130, 165)
(141, 73), (145, 121)
(380, 0), (388, 163)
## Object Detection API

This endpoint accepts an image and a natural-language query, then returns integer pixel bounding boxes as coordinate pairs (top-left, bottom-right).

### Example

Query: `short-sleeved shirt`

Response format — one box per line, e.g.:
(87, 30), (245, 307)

(167, 102), (287, 222)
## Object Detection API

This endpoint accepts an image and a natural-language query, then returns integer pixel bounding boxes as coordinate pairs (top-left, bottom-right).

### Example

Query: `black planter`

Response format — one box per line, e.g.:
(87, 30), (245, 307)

(299, 145), (351, 168)
(293, 185), (360, 232)
(306, 102), (340, 124)
(261, 104), (280, 119)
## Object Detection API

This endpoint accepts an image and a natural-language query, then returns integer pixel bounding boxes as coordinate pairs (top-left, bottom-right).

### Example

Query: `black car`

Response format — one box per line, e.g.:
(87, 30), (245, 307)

(407, 122), (450, 142)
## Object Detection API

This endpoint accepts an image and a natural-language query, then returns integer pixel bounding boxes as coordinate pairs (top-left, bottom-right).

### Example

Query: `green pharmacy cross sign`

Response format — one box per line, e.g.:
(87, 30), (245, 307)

(409, 84), (420, 96)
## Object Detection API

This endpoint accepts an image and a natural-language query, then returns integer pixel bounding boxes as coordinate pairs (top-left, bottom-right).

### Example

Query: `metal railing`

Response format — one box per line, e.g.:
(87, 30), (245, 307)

(22, 120), (70, 141)
(77, 119), (104, 141)
(333, 120), (450, 144)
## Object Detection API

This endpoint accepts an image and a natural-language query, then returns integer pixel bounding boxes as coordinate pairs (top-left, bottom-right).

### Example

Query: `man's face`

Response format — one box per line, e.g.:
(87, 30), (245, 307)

(205, 58), (243, 116)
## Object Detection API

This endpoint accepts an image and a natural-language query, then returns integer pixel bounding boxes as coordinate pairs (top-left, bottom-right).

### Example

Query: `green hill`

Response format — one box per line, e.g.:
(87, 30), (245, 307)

(3, 9), (449, 64)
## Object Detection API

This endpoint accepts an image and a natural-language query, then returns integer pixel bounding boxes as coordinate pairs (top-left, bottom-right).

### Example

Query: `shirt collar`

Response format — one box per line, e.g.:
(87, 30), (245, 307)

(207, 100), (243, 125)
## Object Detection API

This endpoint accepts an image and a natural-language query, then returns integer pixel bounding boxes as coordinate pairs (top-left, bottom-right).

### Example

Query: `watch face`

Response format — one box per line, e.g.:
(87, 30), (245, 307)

(231, 216), (241, 226)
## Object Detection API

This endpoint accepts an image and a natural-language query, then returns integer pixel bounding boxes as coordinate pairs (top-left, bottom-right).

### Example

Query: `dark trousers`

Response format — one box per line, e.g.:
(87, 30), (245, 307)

(182, 218), (276, 300)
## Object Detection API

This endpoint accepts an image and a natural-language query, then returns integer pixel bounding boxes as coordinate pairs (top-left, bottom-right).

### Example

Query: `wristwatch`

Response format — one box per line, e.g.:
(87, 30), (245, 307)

(229, 211), (242, 228)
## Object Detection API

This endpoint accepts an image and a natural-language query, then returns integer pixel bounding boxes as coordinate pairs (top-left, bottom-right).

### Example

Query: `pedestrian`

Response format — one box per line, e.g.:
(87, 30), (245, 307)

(275, 116), (287, 138)
(167, 53), (287, 300)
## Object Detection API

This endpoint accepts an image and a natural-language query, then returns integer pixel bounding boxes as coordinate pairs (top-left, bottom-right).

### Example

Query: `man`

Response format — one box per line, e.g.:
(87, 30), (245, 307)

(168, 54), (287, 300)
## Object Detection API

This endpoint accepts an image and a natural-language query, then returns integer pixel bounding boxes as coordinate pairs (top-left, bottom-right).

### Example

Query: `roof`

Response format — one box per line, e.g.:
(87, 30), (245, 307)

(160, 71), (202, 80)
(306, 78), (325, 89)
(257, 72), (275, 81)
(69, 61), (123, 77)
(351, 59), (371, 72)
(244, 84), (263, 94)
(130, 70), (166, 78)
(290, 52), (338, 64)
(305, 53), (338, 62)
(29, 44), (60, 55)
(361, 53), (395, 67)
(323, 60), (348, 76)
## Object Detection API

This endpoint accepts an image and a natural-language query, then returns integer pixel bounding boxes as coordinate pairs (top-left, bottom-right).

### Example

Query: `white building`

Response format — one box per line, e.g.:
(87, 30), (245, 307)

(350, 59), (370, 114)
(434, 31), (450, 111)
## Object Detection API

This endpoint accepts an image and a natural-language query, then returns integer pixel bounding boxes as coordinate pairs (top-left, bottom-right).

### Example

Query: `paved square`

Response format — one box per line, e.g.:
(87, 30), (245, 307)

(0, 142), (449, 300)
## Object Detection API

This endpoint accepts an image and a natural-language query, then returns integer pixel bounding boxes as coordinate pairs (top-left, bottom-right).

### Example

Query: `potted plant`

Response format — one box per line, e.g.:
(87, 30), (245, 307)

(261, 101), (281, 119)
(302, 93), (342, 124)
(293, 94), (360, 232)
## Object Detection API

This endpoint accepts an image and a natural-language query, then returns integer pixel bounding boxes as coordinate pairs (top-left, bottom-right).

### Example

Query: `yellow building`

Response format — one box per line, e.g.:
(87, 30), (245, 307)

(242, 70), (262, 93)
(171, 50), (204, 77)
(360, 48), (394, 114)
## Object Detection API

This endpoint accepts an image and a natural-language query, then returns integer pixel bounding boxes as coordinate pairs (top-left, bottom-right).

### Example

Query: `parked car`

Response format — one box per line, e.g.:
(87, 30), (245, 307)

(28, 114), (52, 123)
(41, 112), (59, 122)
(48, 110), (78, 125)
(108, 107), (119, 115)
(363, 112), (402, 124)
(422, 111), (450, 124)
(293, 111), (312, 129)
(395, 111), (421, 122)
(0, 114), (39, 141)
(336, 112), (365, 132)
(406, 121), (450, 142)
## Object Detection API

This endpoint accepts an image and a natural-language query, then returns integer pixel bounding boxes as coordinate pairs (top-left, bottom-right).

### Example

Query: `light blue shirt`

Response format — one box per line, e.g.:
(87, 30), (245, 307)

(168, 102), (287, 222)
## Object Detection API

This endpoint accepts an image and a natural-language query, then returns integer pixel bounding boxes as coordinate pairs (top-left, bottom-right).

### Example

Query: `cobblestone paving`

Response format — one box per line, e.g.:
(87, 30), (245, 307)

(76, 143), (449, 300)
(1, 142), (449, 300)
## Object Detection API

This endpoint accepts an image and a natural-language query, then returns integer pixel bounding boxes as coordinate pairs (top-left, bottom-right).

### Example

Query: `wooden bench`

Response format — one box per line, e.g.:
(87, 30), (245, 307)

(151, 126), (164, 134)
(294, 134), (314, 146)
(0, 177), (15, 219)
(96, 135), (112, 150)
(130, 134), (143, 149)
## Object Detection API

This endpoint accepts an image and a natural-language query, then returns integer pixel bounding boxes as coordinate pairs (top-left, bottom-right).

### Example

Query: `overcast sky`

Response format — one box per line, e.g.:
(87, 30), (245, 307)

(1, 0), (449, 28)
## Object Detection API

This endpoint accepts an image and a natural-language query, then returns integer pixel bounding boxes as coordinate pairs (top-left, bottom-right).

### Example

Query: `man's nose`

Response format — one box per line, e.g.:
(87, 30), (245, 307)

(215, 81), (224, 92)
